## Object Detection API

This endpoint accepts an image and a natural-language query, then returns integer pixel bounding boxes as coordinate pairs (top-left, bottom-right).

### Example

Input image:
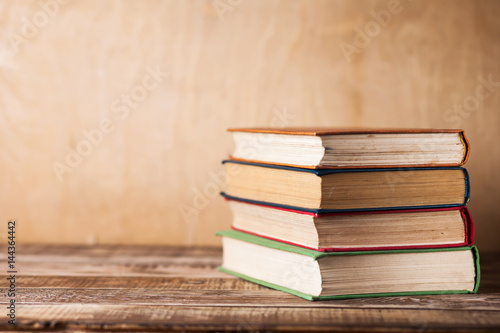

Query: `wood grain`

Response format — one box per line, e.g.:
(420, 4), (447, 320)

(2, 288), (500, 310)
(0, 245), (499, 332)
(5, 305), (500, 332)
(0, 0), (498, 249)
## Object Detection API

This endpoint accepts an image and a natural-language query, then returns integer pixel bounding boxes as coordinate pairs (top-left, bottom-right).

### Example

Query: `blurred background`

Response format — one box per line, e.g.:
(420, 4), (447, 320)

(0, 0), (498, 249)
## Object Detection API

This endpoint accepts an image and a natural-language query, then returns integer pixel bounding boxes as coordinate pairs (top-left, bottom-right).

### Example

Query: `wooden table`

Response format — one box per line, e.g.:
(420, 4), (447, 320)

(1, 245), (499, 332)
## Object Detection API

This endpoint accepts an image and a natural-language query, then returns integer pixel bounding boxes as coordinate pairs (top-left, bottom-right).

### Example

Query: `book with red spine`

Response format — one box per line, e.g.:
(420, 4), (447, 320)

(224, 197), (474, 252)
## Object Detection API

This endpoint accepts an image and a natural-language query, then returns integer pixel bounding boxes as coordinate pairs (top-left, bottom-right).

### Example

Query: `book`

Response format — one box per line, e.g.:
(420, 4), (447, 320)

(217, 230), (480, 300)
(228, 128), (470, 169)
(226, 199), (474, 251)
(222, 160), (470, 212)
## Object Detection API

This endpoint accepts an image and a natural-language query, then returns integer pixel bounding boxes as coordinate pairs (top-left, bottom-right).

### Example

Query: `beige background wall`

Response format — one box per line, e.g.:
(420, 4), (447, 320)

(0, 0), (499, 249)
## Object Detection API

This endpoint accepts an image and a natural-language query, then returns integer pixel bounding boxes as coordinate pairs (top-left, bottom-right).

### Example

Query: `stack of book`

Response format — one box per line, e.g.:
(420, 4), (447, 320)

(217, 128), (480, 300)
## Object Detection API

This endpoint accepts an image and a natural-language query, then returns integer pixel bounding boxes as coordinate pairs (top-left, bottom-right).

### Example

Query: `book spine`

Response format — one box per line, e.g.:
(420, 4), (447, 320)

(463, 168), (471, 204)
(459, 130), (471, 166)
(460, 207), (475, 245)
(471, 245), (481, 293)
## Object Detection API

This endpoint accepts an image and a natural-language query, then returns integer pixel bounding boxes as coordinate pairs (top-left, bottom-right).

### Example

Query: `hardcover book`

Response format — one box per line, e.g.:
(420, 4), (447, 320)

(228, 128), (470, 169)
(222, 160), (470, 212)
(226, 199), (474, 251)
(217, 230), (480, 301)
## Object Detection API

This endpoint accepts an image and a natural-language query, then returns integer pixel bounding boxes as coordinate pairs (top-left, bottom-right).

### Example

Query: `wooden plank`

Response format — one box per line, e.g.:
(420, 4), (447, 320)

(2, 304), (500, 332)
(0, 245), (224, 278)
(0, 262), (225, 278)
(0, 245), (223, 279)
(3, 275), (498, 312)
(1, 287), (500, 311)
(1, 276), (257, 290)
(3, 274), (498, 304)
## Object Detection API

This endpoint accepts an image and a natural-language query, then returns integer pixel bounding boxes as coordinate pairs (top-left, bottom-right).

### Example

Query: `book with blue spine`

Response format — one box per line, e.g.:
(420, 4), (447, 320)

(222, 160), (470, 213)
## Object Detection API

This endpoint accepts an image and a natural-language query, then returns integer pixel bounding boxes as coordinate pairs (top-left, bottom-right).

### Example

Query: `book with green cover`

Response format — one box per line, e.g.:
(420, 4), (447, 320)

(217, 230), (480, 301)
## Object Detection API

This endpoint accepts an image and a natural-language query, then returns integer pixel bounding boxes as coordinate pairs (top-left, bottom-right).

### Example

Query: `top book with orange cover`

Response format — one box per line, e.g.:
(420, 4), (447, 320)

(228, 127), (470, 169)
